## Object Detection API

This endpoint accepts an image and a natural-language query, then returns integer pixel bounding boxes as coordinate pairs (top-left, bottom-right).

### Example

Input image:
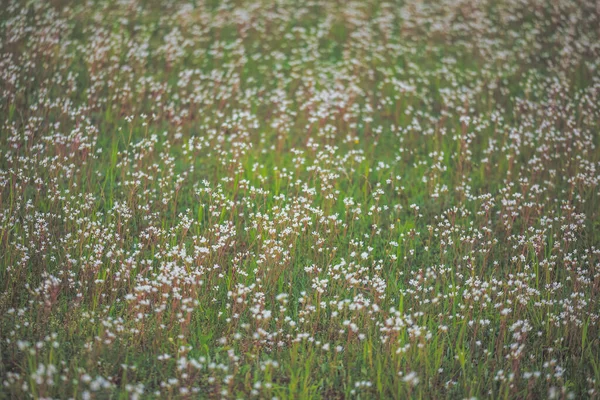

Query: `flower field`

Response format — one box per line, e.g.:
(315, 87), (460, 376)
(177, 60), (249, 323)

(1, 0), (600, 398)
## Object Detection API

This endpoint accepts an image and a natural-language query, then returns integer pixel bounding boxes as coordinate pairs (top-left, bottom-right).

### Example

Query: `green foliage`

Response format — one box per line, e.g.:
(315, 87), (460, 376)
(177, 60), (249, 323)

(1, 0), (600, 399)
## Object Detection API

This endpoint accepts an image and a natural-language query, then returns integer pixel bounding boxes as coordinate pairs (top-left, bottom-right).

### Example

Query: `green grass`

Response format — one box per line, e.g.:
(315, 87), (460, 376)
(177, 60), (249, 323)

(1, 0), (600, 398)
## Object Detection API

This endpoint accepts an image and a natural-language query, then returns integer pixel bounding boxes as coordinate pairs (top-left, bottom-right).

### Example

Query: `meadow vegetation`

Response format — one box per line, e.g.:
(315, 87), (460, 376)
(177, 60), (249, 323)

(1, 0), (600, 398)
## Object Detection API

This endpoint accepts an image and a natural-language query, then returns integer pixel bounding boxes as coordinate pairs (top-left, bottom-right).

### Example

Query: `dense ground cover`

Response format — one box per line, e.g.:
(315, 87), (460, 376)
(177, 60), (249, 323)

(1, 0), (600, 398)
